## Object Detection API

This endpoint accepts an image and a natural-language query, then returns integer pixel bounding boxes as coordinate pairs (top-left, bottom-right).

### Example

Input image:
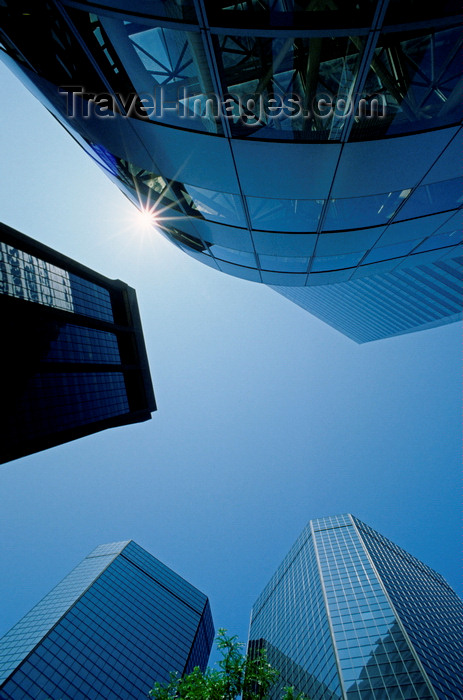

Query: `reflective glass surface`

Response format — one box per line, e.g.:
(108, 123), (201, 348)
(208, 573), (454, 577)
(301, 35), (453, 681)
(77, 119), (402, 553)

(247, 196), (323, 232)
(44, 325), (121, 365)
(214, 34), (365, 140)
(0, 544), (127, 684)
(0, 224), (155, 463)
(352, 25), (463, 139)
(79, 12), (221, 133)
(248, 514), (462, 698)
(394, 178), (463, 221)
(0, 542), (214, 699)
(355, 518), (463, 700)
(12, 372), (129, 440)
(313, 515), (432, 700)
(0, 242), (73, 313)
(323, 190), (411, 231)
(249, 523), (342, 700)
(2, 1), (462, 292)
(274, 254), (462, 343)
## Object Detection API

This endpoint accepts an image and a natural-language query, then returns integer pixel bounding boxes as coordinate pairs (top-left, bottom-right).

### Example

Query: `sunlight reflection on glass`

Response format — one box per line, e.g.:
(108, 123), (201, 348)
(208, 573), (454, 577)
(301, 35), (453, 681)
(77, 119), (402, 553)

(135, 207), (157, 231)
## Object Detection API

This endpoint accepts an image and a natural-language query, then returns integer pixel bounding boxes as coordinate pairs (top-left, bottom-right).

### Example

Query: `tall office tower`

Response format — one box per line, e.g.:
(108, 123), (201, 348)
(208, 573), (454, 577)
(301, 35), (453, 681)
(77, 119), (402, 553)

(247, 514), (463, 700)
(0, 221), (155, 464)
(0, 541), (214, 699)
(273, 249), (462, 342)
(0, 1), (462, 340)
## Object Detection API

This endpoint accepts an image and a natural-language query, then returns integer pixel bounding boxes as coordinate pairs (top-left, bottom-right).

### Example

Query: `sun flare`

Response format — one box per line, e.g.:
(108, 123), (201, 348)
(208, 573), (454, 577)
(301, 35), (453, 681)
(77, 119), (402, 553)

(135, 207), (157, 231)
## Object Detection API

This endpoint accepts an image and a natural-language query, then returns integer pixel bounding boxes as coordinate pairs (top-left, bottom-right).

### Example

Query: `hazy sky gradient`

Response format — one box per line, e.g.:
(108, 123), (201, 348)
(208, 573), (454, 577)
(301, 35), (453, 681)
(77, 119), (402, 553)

(0, 63), (461, 668)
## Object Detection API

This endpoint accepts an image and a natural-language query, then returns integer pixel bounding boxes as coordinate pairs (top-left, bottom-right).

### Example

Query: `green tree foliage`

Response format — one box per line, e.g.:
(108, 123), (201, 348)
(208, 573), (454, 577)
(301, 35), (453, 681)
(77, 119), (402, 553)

(149, 629), (310, 700)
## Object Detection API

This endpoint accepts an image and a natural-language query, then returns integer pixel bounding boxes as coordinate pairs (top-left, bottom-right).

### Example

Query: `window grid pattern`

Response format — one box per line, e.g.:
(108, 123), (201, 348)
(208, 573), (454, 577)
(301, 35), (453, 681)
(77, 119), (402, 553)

(44, 324), (121, 364)
(185, 600), (215, 674)
(249, 524), (343, 700)
(2, 4), (463, 293)
(0, 546), (124, 684)
(0, 242), (73, 312)
(354, 518), (463, 700)
(0, 542), (213, 699)
(68, 273), (113, 322)
(81, 8), (462, 140)
(0, 244), (115, 320)
(272, 253), (462, 343)
(14, 372), (129, 439)
(314, 516), (433, 700)
(100, 145), (462, 281)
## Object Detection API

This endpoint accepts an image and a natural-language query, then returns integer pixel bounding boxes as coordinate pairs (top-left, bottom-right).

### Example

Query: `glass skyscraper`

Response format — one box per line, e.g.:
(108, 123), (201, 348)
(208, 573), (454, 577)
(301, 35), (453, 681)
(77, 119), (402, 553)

(0, 221), (155, 464)
(0, 541), (214, 699)
(247, 514), (463, 700)
(0, 1), (461, 340)
(273, 250), (462, 342)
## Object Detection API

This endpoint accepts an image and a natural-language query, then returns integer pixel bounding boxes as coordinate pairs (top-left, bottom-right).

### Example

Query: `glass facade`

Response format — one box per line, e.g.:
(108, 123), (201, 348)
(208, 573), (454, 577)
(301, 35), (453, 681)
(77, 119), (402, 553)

(247, 514), (463, 700)
(0, 1), (461, 337)
(0, 541), (214, 700)
(273, 252), (462, 342)
(0, 222), (156, 464)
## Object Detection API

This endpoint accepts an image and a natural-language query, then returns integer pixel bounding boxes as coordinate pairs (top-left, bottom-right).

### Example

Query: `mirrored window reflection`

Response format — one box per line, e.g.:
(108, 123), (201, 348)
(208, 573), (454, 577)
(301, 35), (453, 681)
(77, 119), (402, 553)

(84, 145), (247, 229)
(394, 178), (463, 221)
(204, 1), (375, 28)
(351, 25), (463, 140)
(247, 197), (323, 231)
(311, 251), (365, 271)
(182, 185), (247, 227)
(363, 240), (421, 264)
(323, 189), (411, 231)
(87, 15), (220, 133)
(163, 227), (208, 254)
(252, 231), (317, 257)
(214, 34), (364, 140)
(258, 255), (309, 272)
(415, 228), (462, 253)
(208, 244), (257, 267)
(316, 228), (382, 255)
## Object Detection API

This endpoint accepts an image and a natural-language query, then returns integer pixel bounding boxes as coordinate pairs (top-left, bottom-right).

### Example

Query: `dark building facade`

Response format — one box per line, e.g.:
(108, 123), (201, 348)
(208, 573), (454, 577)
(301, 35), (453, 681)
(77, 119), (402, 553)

(247, 514), (463, 700)
(0, 1), (462, 340)
(0, 540), (214, 699)
(0, 221), (155, 463)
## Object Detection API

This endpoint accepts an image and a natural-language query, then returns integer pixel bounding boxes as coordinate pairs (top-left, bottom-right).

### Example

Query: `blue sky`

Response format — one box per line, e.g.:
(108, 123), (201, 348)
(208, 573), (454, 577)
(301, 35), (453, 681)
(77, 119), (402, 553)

(0, 62), (461, 666)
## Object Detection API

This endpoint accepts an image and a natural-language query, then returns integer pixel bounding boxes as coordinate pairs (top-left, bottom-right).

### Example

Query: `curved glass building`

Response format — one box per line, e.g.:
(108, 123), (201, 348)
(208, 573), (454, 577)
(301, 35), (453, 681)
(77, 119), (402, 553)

(1, 1), (461, 338)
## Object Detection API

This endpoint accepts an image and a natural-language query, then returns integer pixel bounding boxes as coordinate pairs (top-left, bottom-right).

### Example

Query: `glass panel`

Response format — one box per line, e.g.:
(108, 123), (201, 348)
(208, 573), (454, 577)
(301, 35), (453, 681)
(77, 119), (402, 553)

(311, 251), (364, 271)
(258, 254), (309, 272)
(215, 34), (365, 140)
(193, 220), (255, 251)
(324, 190), (411, 231)
(316, 228), (383, 255)
(82, 14), (221, 133)
(414, 229), (462, 253)
(252, 231), (317, 256)
(350, 25), (463, 140)
(394, 178), (463, 221)
(182, 184), (247, 227)
(208, 244), (256, 266)
(363, 240), (421, 264)
(84, 146), (247, 229)
(248, 196), (323, 231)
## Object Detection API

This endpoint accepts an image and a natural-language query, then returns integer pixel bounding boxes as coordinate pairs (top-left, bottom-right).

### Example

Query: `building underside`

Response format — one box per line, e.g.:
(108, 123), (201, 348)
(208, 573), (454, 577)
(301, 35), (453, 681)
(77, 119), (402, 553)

(0, 0), (461, 340)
